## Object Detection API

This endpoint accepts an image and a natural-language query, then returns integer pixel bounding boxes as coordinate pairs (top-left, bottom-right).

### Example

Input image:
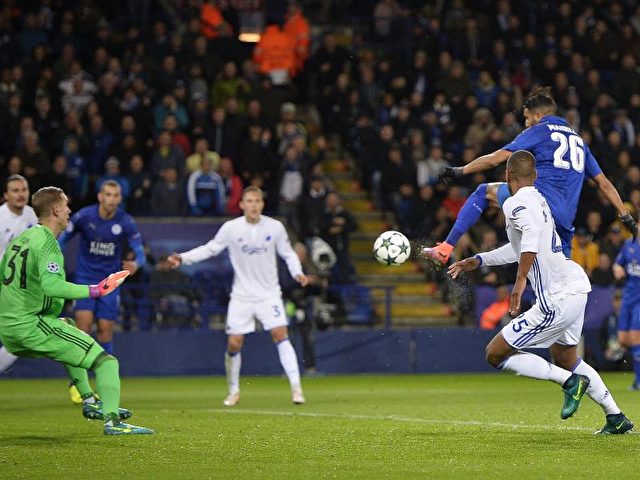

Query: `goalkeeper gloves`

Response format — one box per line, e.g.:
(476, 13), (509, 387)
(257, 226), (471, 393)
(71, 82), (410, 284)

(439, 166), (464, 184)
(89, 270), (130, 298)
(620, 212), (638, 239)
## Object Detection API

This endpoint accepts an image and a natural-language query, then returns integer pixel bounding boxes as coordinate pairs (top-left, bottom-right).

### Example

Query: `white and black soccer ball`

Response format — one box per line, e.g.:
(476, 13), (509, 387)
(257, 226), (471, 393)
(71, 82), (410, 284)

(373, 231), (411, 266)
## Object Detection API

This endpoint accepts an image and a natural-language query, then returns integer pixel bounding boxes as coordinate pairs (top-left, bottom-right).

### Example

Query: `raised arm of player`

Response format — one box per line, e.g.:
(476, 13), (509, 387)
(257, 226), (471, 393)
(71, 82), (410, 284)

(441, 149), (511, 183)
(592, 173), (638, 237)
(168, 223), (229, 268)
(275, 223), (308, 286)
(123, 219), (146, 275)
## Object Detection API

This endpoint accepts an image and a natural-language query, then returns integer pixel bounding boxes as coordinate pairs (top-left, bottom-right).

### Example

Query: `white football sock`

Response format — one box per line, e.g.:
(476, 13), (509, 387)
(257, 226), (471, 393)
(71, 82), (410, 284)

(573, 358), (620, 415)
(276, 339), (301, 391)
(224, 351), (241, 395)
(0, 346), (18, 372)
(501, 352), (572, 385)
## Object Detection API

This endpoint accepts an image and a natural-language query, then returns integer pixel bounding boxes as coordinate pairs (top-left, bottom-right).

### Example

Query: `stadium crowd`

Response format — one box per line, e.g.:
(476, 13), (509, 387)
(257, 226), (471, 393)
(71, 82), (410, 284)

(1, 0), (640, 327)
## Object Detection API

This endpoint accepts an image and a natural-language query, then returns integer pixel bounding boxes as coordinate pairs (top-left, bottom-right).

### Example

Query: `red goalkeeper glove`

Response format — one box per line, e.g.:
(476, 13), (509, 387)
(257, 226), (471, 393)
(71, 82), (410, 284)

(89, 270), (130, 298)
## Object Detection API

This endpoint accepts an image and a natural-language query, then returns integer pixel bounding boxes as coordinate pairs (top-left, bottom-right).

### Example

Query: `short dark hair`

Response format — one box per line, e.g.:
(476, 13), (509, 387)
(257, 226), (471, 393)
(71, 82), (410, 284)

(506, 150), (536, 180)
(523, 87), (556, 114)
(32, 186), (65, 218)
(4, 174), (27, 192)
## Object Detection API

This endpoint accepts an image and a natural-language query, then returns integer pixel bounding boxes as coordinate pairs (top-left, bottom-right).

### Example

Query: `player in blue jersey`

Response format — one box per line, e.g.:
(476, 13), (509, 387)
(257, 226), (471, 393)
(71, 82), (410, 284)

(613, 232), (640, 390)
(423, 87), (637, 264)
(59, 180), (146, 402)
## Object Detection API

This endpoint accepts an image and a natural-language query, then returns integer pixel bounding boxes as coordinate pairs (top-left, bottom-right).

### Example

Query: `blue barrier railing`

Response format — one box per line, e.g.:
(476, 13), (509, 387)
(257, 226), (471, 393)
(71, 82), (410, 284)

(120, 282), (396, 330)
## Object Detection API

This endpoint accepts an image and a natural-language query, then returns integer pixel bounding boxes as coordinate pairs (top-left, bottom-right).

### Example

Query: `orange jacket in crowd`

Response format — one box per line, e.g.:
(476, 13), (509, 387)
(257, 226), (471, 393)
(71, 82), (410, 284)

(479, 296), (509, 330)
(200, 2), (230, 39)
(253, 25), (297, 77)
(284, 10), (310, 73)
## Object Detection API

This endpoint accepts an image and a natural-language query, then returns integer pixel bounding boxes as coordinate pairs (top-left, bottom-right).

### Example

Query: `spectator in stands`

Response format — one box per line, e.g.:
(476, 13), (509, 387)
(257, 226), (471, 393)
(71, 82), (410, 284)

(284, 2), (311, 76)
(63, 136), (88, 203)
(278, 143), (304, 234)
(86, 114), (113, 177)
(479, 285), (510, 330)
(187, 156), (225, 216)
(601, 224), (627, 263)
(150, 130), (185, 177)
(218, 157), (243, 215)
(126, 154), (152, 215)
(211, 61), (251, 111)
(150, 255), (199, 328)
(163, 113), (192, 157)
(300, 176), (329, 238)
(150, 167), (186, 215)
(571, 227), (600, 277)
(96, 157), (131, 202)
(186, 138), (220, 174)
(320, 192), (357, 284)
(200, 0), (232, 40)
(591, 253), (615, 286)
(48, 154), (74, 202)
(206, 107), (236, 160)
(253, 20), (296, 86)
(17, 129), (48, 192)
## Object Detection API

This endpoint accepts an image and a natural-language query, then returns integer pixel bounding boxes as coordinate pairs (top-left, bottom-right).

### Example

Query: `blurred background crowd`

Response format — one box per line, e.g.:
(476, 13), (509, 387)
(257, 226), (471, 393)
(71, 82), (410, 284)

(1, 0), (640, 334)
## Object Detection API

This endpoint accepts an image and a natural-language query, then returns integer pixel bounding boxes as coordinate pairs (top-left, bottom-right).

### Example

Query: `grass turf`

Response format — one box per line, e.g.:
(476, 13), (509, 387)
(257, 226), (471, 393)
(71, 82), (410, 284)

(1, 373), (639, 479)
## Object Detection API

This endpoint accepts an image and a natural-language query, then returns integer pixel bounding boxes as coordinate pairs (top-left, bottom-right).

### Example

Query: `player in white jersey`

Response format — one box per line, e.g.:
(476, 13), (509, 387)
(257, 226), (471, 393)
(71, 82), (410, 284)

(0, 175), (38, 372)
(167, 186), (309, 405)
(448, 150), (633, 434)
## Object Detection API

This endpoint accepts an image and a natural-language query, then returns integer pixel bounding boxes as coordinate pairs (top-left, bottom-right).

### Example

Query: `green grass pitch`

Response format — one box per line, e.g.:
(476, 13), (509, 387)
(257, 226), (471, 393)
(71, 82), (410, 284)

(1, 373), (639, 479)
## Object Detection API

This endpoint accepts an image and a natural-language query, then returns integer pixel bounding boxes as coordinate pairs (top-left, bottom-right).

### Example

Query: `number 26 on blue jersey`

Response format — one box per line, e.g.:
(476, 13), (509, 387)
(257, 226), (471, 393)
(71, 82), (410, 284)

(551, 133), (585, 172)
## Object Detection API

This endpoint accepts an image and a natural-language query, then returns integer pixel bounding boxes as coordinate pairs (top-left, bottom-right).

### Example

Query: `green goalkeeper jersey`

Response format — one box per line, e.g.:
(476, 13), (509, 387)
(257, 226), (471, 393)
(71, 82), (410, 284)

(0, 224), (89, 331)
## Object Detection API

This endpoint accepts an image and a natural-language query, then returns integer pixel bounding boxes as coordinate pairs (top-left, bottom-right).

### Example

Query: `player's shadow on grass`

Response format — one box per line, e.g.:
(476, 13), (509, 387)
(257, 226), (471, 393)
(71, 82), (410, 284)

(2, 435), (72, 445)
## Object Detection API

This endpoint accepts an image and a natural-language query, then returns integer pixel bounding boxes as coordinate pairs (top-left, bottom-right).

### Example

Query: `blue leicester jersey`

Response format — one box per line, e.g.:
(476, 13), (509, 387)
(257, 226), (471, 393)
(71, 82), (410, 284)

(59, 204), (144, 282)
(502, 115), (602, 230)
(615, 240), (640, 304)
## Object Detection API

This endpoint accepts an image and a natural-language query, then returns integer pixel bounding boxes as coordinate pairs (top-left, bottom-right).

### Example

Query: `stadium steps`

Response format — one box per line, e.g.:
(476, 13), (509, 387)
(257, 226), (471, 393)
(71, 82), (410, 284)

(322, 150), (456, 328)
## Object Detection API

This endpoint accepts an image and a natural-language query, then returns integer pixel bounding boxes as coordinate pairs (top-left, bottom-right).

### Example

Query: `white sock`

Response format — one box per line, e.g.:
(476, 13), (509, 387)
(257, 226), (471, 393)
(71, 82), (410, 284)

(573, 358), (620, 415)
(501, 352), (572, 385)
(0, 346), (18, 372)
(224, 351), (241, 395)
(276, 339), (301, 391)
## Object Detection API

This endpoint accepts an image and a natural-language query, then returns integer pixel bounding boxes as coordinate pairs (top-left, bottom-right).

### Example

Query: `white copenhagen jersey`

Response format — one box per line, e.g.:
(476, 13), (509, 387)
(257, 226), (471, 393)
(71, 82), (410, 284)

(477, 186), (590, 300)
(180, 215), (304, 301)
(0, 203), (37, 257)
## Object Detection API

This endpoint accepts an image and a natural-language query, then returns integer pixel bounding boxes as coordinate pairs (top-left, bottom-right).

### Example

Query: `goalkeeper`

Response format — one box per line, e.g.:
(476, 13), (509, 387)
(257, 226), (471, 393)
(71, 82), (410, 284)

(0, 187), (153, 436)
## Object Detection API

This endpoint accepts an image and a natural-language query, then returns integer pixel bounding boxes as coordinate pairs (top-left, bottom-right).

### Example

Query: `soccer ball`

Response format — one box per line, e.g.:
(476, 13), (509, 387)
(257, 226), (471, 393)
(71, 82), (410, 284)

(373, 231), (411, 266)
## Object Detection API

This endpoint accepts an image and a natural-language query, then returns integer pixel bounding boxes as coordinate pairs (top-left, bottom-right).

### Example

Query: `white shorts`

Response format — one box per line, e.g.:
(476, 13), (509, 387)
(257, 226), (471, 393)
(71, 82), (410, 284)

(501, 293), (588, 349)
(225, 296), (287, 335)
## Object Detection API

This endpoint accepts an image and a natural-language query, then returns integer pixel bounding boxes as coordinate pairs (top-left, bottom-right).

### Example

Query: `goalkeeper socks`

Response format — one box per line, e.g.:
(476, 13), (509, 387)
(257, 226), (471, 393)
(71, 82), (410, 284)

(573, 358), (621, 415)
(99, 341), (113, 354)
(225, 351), (241, 394)
(276, 339), (301, 391)
(630, 345), (640, 386)
(94, 356), (121, 419)
(445, 183), (489, 246)
(500, 352), (572, 385)
(0, 346), (18, 372)
(64, 364), (93, 398)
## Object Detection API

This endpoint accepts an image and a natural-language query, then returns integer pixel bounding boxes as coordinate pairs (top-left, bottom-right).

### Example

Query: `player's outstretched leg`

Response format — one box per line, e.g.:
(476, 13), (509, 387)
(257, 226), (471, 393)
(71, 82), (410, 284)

(595, 413), (634, 435)
(224, 350), (241, 406)
(422, 183), (493, 265)
(570, 358), (634, 432)
(560, 373), (590, 419)
(91, 353), (153, 435)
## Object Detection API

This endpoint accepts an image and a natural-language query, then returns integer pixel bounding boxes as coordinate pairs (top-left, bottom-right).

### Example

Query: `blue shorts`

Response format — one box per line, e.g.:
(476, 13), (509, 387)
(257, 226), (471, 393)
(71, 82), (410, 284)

(618, 301), (640, 331)
(497, 183), (573, 258)
(75, 291), (120, 322)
